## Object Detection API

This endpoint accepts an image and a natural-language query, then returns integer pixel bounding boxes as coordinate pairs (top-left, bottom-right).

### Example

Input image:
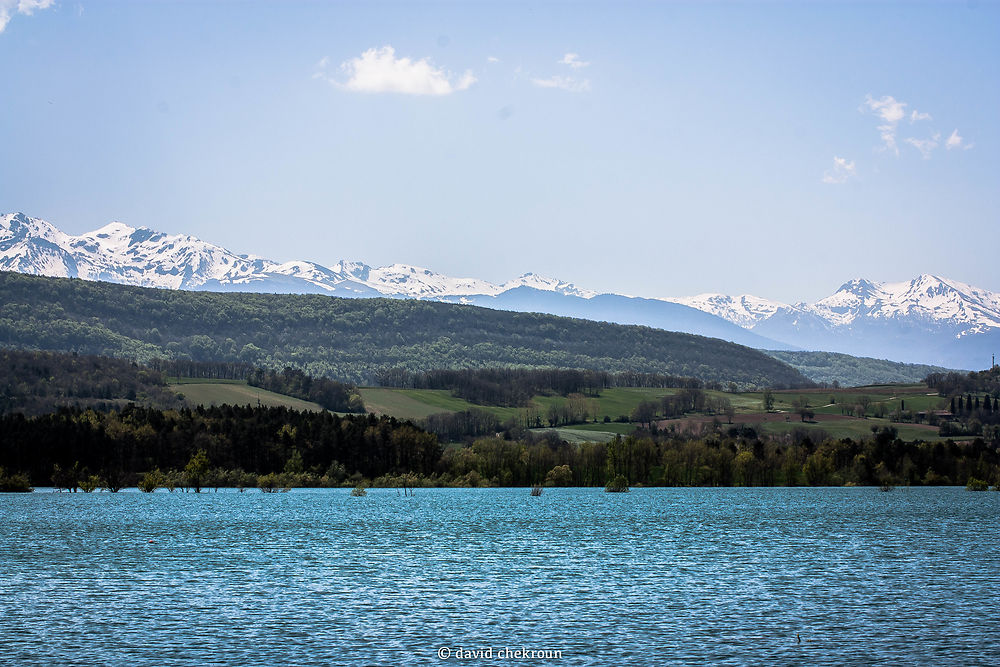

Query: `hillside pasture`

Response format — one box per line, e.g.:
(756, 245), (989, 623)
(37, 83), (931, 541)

(169, 380), (324, 412)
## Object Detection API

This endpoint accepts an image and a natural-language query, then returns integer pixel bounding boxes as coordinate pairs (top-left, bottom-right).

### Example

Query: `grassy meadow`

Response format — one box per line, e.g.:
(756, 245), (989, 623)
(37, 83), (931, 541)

(169, 379), (325, 412)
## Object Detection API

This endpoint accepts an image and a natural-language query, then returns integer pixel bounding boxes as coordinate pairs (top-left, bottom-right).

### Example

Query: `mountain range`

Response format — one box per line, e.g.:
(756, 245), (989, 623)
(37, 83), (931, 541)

(2, 211), (997, 370)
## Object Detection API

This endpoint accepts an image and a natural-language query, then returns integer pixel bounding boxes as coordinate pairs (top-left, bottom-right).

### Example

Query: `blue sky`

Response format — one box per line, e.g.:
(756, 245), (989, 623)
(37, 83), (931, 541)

(1, 1), (997, 302)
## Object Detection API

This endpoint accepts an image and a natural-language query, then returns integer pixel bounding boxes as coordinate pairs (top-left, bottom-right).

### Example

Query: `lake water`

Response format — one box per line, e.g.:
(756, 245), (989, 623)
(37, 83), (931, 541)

(2, 487), (998, 665)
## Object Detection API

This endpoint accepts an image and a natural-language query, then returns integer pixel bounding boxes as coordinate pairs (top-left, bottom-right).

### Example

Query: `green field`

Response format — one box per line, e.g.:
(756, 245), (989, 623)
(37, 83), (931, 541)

(758, 417), (949, 442)
(534, 387), (680, 420)
(740, 385), (947, 416)
(356, 383), (954, 443)
(359, 386), (676, 423)
(359, 388), (465, 420)
(170, 380), (325, 411)
(563, 421), (637, 435)
(530, 427), (622, 443)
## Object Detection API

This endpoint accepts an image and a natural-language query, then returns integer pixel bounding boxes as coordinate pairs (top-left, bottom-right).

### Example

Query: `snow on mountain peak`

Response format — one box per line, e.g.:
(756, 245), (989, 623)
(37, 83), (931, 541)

(662, 293), (788, 328)
(660, 274), (1000, 338)
(2, 212), (616, 301)
(3, 212), (999, 344)
(333, 260), (370, 279)
(809, 274), (1000, 331)
(502, 272), (598, 298)
(362, 263), (503, 297)
(0, 212), (75, 277)
(91, 221), (138, 236)
(1, 212), (65, 243)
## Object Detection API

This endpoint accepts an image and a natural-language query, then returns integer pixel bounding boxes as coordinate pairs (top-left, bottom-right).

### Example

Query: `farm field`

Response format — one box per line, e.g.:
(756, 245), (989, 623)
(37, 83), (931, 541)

(359, 383), (956, 443)
(169, 380), (325, 412)
(658, 411), (949, 442)
(733, 385), (947, 417)
(359, 386), (675, 424)
(533, 387), (680, 420)
(530, 427), (622, 443)
(359, 388), (476, 420)
(758, 417), (947, 442)
(562, 421), (637, 435)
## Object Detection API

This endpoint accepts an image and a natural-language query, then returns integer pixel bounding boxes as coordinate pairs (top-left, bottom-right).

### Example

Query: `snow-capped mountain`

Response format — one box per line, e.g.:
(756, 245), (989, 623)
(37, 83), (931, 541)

(806, 275), (1000, 334)
(678, 276), (1000, 341)
(746, 276), (1000, 369)
(0, 212), (789, 351)
(0, 212), (578, 299)
(1, 212), (270, 290)
(662, 293), (787, 329)
(2, 212), (998, 369)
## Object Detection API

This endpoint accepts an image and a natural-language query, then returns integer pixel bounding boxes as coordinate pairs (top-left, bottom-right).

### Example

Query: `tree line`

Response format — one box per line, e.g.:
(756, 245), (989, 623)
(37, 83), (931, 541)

(0, 348), (182, 416)
(1, 349), (362, 414)
(924, 367), (1000, 439)
(3, 402), (998, 491)
(0, 404), (439, 486)
(245, 367), (362, 412)
(926, 367), (1000, 397)
(940, 394), (1000, 439)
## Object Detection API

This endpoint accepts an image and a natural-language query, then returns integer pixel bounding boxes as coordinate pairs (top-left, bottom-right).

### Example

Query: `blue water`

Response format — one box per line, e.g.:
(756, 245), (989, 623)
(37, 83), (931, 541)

(1, 487), (998, 665)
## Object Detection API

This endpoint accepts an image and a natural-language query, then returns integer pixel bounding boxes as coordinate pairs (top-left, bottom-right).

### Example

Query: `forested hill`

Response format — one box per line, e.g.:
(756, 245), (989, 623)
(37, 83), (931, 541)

(0, 272), (811, 388)
(765, 350), (959, 387)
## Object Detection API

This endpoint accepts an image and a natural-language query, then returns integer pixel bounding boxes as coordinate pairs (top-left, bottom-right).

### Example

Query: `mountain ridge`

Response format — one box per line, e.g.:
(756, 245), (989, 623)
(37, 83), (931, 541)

(2, 212), (997, 369)
(0, 270), (812, 388)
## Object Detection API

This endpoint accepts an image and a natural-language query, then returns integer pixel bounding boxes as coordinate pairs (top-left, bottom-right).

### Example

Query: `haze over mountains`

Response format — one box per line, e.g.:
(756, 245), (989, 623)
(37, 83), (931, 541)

(3, 212), (997, 370)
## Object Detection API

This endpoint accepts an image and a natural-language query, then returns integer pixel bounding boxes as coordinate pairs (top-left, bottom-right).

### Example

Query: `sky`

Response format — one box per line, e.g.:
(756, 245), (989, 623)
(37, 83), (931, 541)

(1, 0), (997, 303)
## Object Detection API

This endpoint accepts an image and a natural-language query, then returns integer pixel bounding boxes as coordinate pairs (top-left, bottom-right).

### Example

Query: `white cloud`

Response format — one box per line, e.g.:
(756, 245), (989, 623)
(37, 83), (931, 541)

(861, 94), (908, 155)
(821, 156), (857, 184)
(945, 128), (973, 151)
(531, 75), (591, 93)
(317, 45), (476, 96)
(487, 56), (500, 63)
(858, 95), (974, 161)
(529, 53), (592, 92)
(905, 133), (940, 159)
(559, 53), (590, 69)
(0, 0), (55, 34)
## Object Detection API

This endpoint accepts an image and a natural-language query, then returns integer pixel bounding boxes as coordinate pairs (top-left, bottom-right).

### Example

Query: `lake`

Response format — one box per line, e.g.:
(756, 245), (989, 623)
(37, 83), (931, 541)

(1, 487), (998, 665)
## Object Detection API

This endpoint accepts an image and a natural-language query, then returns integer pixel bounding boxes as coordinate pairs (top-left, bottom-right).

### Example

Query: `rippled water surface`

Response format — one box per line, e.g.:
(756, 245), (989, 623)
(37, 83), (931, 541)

(2, 487), (998, 665)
